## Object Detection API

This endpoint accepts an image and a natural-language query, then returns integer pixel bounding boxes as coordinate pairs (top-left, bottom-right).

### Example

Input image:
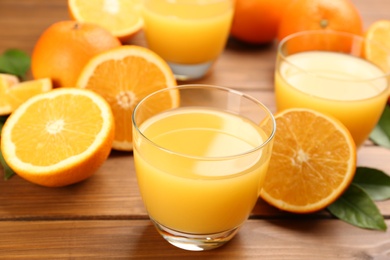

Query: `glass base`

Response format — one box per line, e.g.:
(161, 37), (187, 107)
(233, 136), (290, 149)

(168, 61), (213, 81)
(151, 218), (240, 251)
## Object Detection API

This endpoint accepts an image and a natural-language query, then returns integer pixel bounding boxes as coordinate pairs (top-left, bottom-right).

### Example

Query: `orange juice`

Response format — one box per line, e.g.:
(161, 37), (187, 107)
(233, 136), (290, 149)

(275, 51), (389, 147)
(133, 107), (270, 234)
(142, 0), (233, 64)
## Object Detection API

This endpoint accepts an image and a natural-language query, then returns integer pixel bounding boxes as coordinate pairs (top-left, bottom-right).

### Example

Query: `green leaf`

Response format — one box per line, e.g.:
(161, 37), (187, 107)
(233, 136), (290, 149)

(0, 116), (6, 128)
(0, 49), (31, 79)
(370, 105), (390, 149)
(0, 115), (15, 179)
(0, 147), (15, 180)
(353, 167), (390, 201)
(327, 184), (387, 231)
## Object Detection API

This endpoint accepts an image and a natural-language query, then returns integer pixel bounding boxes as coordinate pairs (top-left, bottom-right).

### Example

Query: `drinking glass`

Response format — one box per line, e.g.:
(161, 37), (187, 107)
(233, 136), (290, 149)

(275, 30), (390, 147)
(142, 0), (234, 81)
(132, 85), (275, 251)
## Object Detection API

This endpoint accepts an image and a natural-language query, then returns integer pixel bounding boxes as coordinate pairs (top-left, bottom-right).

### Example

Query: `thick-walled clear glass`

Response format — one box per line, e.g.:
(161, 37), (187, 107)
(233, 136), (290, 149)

(275, 30), (390, 148)
(142, 0), (234, 81)
(132, 85), (275, 251)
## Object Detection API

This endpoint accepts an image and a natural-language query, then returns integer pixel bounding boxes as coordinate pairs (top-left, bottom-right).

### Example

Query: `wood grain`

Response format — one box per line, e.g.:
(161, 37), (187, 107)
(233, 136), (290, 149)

(1, 0), (390, 258)
(1, 220), (389, 259)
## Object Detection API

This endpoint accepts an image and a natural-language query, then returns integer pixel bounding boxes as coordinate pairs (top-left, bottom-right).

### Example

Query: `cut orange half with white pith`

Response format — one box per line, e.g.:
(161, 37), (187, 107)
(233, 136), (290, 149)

(260, 108), (357, 214)
(76, 45), (177, 151)
(68, 0), (143, 41)
(1, 88), (115, 187)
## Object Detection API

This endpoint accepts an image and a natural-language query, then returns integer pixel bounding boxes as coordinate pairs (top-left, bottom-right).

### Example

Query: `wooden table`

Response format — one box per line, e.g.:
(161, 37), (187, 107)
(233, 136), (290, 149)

(1, 1), (390, 259)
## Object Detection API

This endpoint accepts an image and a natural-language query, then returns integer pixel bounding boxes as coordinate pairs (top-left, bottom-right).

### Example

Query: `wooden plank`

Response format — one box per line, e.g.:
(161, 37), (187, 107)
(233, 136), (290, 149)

(0, 0), (69, 54)
(0, 151), (147, 219)
(1, 127), (390, 219)
(352, 0), (390, 27)
(0, 0), (389, 258)
(0, 219), (389, 259)
(1, 144), (389, 219)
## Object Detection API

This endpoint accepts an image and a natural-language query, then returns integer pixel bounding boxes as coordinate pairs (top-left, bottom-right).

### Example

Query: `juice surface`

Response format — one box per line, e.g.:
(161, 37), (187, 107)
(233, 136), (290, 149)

(275, 51), (389, 147)
(133, 107), (271, 234)
(142, 1), (233, 64)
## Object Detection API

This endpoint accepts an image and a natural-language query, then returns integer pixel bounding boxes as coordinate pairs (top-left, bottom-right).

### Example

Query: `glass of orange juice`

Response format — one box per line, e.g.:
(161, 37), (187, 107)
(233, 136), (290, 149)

(132, 85), (275, 251)
(275, 30), (390, 147)
(142, 0), (234, 81)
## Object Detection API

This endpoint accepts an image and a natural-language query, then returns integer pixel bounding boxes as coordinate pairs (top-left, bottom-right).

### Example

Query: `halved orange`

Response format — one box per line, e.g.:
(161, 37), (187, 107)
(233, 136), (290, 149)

(1, 88), (115, 187)
(68, 0), (143, 41)
(260, 108), (357, 213)
(76, 45), (177, 151)
(364, 20), (390, 75)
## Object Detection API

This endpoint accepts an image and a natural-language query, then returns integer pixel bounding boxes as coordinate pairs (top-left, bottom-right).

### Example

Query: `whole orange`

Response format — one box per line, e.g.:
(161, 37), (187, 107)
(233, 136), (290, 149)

(277, 0), (363, 42)
(230, 0), (290, 44)
(31, 20), (121, 88)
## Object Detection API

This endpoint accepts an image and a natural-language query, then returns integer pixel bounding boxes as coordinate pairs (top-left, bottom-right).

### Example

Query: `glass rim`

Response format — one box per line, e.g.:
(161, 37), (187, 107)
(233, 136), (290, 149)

(132, 84), (276, 161)
(277, 30), (390, 82)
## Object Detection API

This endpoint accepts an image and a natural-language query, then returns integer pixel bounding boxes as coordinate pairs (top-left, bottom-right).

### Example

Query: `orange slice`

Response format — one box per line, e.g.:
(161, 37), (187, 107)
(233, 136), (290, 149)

(1, 88), (115, 187)
(0, 74), (19, 115)
(7, 78), (52, 111)
(364, 20), (390, 73)
(68, 0), (143, 41)
(0, 73), (19, 86)
(0, 76), (52, 116)
(260, 108), (357, 213)
(76, 45), (177, 151)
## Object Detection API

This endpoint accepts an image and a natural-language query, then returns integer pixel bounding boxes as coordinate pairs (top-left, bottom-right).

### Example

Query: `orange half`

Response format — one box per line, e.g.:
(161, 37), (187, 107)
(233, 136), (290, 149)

(68, 0), (143, 41)
(365, 20), (390, 74)
(76, 45), (177, 151)
(1, 88), (115, 187)
(260, 108), (357, 213)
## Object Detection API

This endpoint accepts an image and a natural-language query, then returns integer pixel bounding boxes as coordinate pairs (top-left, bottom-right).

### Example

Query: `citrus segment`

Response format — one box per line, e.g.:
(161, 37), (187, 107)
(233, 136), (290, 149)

(260, 108), (356, 213)
(68, 0), (143, 41)
(0, 74), (19, 115)
(0, 73), (19, 86)
(365, 20), (390, 74)
(76, 45), (177, 151)
(1, 88), (115, 187)
(6, 78), (52, 111)
(0, 77), (52, 116)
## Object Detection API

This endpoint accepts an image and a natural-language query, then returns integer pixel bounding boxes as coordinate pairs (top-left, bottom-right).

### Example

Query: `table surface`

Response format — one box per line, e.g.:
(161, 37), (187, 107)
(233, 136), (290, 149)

(1, 0), (390, 259)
